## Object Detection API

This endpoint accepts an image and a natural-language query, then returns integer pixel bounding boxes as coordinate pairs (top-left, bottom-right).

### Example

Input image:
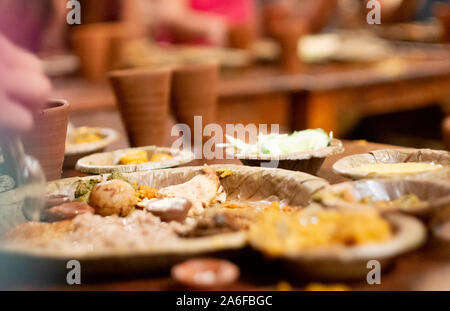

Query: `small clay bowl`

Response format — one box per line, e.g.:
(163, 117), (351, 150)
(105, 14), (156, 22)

(333, 148), (450, 180)
(227, 139), (344, 175)
(171, 258), (240, 290)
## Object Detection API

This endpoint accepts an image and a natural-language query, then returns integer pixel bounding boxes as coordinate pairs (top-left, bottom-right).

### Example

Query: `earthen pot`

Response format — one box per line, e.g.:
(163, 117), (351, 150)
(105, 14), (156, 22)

(171, 258), (240, 290)
(228, 24), (255, 50)
(171, 62), (219, 145)
(268, 19), (308, 73)
(21, 100), (69, 181)
(108, 68), (172, 147)
(70, 23), (126, 80)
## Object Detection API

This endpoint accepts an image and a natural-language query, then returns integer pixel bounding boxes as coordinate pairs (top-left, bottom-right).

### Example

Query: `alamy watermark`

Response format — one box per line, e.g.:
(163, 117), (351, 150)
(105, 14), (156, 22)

(66, 259), (81, 285)
(65, 259), (382, 285)
(367, 260), (381, 285)
(366, 0), (381, 25)
(66, 0), (81, 25)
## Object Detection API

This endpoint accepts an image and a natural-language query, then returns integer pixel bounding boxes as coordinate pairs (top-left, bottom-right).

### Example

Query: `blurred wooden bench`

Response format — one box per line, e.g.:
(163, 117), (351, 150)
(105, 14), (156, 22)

(52, 54), (450, 141)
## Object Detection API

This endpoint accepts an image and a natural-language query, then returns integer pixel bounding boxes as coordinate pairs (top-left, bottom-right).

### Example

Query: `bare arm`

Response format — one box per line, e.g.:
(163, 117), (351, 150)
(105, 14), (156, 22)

(137, 0), (228, 45)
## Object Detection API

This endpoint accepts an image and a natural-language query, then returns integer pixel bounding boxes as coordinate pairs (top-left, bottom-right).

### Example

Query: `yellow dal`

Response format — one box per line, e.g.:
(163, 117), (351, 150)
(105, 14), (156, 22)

(355, 162), (441, 175)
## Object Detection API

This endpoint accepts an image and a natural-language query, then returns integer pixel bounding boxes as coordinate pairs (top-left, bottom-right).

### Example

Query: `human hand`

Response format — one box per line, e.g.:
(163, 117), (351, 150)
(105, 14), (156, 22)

(0, 34), (51, 133)
(203, 18), (228, 46)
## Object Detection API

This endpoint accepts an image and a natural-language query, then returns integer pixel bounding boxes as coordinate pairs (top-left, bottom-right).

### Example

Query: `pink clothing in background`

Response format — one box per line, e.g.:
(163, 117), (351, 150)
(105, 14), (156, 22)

(0, 0), (52, 52)
(153, 0), (255, 45)
(190, 0), (255, 26)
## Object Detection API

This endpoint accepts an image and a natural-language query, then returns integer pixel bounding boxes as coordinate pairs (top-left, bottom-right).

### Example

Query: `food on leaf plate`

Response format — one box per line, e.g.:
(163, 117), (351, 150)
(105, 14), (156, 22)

(333, 149), (449, 180)
(221, 129), (332, 155)
(41, 202), (94, 222)
(75, 146), (193, 174)
(249, 207), (392, 256)
(64, 126), (119, 168)
(119, 149), (148, 165)
(312, 179), (450, 217)
(2, 165), (301, 255)
(89, 179), (136, 217)
(66, 126), (103, 145)
(0, 164), (425, 280)
(221, 131), (344, 175)
(222, 129), (332, 155)
(354, 162), (442, 176)
(119, 149), (173, 165)
(314, 189), (424, 210)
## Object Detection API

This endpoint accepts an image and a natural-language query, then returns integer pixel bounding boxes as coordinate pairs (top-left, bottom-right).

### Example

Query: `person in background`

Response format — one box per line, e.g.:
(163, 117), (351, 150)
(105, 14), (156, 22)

(0, 0), (53, 53)
(0, 34), (51, 133)
(261, 0), (338, 34)
(122, 0), (258, 46)
(0, 0), (69, 54)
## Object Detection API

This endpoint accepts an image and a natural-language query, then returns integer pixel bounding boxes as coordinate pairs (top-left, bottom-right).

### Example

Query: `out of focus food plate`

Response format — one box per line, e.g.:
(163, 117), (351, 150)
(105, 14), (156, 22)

(64, 127), (119, 168)
(250, 212), (426, 280)
(313, 179), (450, 218)
(0, 165), (328, 276)
(227, 139), (344, 175)
(333, 148), (450, 180)
(41, 54), (79, 77)
(75, 146), (195, 174)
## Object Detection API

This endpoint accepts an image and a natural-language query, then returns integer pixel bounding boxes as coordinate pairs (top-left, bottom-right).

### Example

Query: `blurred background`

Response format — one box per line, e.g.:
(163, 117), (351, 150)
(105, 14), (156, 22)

(1, 0), (450, 161)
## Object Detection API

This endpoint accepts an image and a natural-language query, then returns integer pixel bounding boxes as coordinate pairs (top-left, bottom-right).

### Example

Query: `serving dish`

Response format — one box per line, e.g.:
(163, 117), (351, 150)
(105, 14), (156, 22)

(227, 139), (344, 175)
(250, 211), (426, 281)
(313, 179), (450, 218)
(0, 165), (329, 276)
(64, 127), (119, 168)
(282, 213), (426, 280)
(75, 146), (195, 174)
(299, 31), (392, 63)
(333, 148), (450, 180)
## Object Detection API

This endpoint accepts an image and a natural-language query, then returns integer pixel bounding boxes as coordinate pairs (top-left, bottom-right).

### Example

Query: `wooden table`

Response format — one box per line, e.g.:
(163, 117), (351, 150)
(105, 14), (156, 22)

(7, 140), (450, 291)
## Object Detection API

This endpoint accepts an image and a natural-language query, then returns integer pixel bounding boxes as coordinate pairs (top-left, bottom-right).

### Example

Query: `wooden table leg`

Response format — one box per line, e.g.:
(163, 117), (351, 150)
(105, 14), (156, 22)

(305, 90), (341, 135)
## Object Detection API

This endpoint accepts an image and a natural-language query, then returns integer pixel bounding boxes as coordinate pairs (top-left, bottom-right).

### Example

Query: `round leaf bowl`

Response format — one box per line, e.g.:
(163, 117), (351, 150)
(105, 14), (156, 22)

(250, 213), (426, 281)
(0, 165), (329, 277)
(64, 127), (119, 168)
(75, 145), (195, 174)
(333, 148), (450, 180)
(313, 178), (450, 218)
(226, 139), (344, 175)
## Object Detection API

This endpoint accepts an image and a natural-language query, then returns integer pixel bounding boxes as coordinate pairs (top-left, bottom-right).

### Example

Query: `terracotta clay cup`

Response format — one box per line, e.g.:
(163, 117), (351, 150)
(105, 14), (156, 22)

(70, 23), (126, 80)
(21, 100), (69, 181)
(228, 24), (255, 50)
(171, 62), (219, 144)
(108, 68), (171, 147)
(268, 19), (308, 73)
